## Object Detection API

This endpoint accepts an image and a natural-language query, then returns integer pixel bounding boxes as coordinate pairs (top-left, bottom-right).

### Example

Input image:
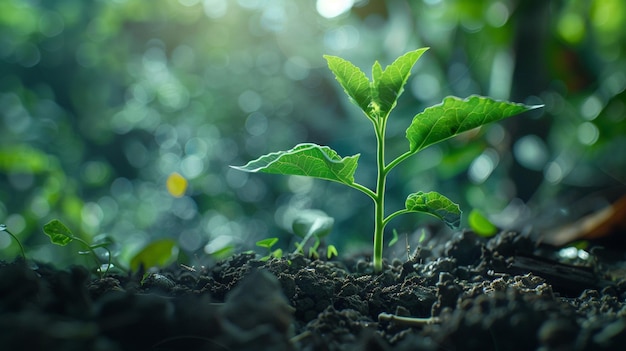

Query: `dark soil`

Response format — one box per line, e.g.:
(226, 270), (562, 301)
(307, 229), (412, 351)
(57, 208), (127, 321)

(2, 230), (626, 351)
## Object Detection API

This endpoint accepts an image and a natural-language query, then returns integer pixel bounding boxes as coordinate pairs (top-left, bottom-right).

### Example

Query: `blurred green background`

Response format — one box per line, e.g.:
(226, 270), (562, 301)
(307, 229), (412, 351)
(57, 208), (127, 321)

(1, 0), (625, 267)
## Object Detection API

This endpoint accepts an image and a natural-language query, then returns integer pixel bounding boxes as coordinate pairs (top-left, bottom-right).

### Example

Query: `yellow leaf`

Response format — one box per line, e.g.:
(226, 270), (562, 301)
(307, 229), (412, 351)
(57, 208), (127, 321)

(166, 172), (187, 197)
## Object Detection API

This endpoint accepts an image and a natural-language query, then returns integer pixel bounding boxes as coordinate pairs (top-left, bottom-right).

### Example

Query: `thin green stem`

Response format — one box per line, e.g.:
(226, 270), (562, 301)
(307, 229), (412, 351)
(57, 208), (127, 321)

(73, 236), (110, 277)
(372, 116), (388, 273)
(347, 182), (377, 201)
(382, 209), (411, 228)
(1, 225), (26, 260)
(384, 149), (415, 174)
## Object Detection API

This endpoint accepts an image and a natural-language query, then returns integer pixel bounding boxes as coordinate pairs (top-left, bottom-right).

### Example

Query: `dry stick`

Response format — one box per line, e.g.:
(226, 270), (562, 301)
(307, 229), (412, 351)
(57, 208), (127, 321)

(378, 312), (440, 327)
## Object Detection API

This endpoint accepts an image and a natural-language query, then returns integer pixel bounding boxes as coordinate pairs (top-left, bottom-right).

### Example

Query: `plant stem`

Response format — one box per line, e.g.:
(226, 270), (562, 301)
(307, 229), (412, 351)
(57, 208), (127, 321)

(0, 225), (26, 260)
(383, 209), (412, 227)
(385, 150), (415, 174)
(73, 236), (110, 277)
(373, 118), (388, 273)
(348, 182), (376, 201)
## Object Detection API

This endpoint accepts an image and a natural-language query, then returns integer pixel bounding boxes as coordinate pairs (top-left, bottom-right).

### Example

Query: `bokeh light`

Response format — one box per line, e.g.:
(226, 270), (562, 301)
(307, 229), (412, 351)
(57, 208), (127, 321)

(1, 0), (625, 264)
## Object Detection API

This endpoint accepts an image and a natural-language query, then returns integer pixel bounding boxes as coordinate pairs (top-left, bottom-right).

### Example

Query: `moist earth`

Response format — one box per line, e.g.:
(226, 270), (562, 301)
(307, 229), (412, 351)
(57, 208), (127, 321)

(1, 230), (626, 351)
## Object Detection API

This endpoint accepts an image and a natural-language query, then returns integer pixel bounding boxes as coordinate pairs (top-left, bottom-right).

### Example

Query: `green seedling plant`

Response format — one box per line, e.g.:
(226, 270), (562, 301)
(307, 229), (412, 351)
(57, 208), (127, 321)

(43, 219), (112, 277)
(256, 237), (283, 261)
(291, 209), (337, 260)
(232, 48), (541, 272)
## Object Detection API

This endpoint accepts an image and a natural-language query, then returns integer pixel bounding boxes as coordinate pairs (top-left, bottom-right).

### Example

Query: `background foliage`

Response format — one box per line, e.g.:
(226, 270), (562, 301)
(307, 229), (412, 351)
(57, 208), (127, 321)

(1, 0), (625, 267)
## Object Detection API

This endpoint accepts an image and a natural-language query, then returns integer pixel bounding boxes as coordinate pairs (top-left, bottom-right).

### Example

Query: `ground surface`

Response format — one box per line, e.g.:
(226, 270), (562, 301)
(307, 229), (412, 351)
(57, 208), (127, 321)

(1, 230), (626, 351)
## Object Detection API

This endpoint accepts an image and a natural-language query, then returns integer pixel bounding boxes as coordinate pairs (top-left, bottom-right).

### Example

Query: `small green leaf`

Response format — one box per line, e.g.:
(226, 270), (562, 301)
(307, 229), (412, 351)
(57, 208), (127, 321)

(405, 191), (461, 229)
(373, 48), (428, 118)
(468, 209), (498, 237)
(231, 143), (359, 186)
(43, 219), (74, 246)
(256, 237), (279, 249)
(130, 239), (179, 271)
(406, 95), (543, 153)
(327, 245), (338, 259)
(325, 48), (428, 120)
(324, 54), (372, 117)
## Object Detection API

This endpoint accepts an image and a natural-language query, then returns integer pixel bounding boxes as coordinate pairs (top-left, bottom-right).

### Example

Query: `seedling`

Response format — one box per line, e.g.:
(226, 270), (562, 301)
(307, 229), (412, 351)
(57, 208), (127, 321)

(291, 209), (336, 259)
(256, 237), (283, 261)
(232, 48), (541, 272)
(43, 219), (112, 277)
(0, 223), (26, 260)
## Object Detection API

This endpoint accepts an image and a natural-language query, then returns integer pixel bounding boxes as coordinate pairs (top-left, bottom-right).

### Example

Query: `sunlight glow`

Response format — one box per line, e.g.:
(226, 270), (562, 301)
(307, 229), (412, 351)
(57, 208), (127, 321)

(316, 0), (354, 19)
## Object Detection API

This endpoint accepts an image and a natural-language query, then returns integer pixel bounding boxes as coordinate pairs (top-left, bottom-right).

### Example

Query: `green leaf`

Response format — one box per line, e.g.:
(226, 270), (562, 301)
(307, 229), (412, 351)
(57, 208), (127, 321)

(230, 143), (359, 186)
(327, 245), (338, 259)
(468, 209), (498, 237)
(405, 191), (461, 229)
(130, 239), (179, 271)
(272, 248), (283, 259)
(373, 48), (428, 119)
(325, 48), (428, 120)
(324, 54), (372, 118)
(43, 219), (74, 246)
(256, 237), (279, 248)
(406, 95), (543, 153)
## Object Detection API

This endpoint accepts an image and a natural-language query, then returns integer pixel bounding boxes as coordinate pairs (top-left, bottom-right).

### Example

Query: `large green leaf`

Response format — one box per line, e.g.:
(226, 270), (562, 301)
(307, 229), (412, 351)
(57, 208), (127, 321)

(372, 48), (428, 119)
(406, 95), (542, 153)
(324, 55), (372, 117)
(43, 219), (74, 246)
(405, 191), (461, 229)
(231, 143), (359, 185)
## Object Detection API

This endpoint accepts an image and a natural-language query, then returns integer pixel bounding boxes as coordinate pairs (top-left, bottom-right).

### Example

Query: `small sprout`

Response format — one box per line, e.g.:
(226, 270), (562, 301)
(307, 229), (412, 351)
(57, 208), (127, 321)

(327, 244), (338, 260)
(256, 237), (283, 261)
(43, 219), (112, 277)
(291, 210), (334, 259)
(0, 223), (26, 260)
(468, 209), (498, 237)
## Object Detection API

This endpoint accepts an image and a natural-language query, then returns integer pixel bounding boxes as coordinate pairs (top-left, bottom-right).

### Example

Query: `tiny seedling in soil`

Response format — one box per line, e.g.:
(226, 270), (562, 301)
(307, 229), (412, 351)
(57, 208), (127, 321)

(43, 219), (113, 277)
(291, 210), (337, 260)
(233, 48), (542, 272)
(256, 237), (283, 261)
(0, 223), (26, 260)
